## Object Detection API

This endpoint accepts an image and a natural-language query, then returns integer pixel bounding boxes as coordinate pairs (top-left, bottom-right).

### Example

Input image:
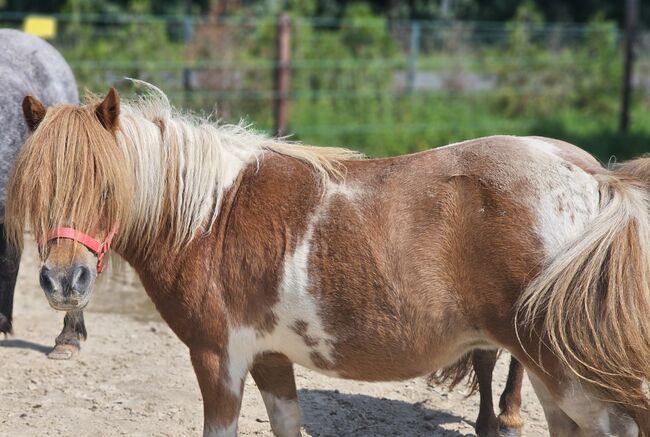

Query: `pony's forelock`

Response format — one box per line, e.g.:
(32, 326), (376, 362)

(6, 103), (131, 255)
(7, 83), (363, 257)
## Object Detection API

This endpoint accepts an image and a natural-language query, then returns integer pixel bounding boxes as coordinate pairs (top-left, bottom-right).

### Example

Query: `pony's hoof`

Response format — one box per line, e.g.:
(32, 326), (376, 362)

(498, 427), (523, 437)
(47, 343), (79, 360)
(0, 313), (11, 335)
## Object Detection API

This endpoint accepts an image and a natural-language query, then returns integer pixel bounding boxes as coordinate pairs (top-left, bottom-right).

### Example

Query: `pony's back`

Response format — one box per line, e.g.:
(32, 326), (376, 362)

(0, 29), (78, 219)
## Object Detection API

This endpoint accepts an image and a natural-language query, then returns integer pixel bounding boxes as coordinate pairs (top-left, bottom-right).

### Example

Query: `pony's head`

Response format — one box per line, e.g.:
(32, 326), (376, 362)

(8, 82), (361, 312)
(8, 88), (132, 310)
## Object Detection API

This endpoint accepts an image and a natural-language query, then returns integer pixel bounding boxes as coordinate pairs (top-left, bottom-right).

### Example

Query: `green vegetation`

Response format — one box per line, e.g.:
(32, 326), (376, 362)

(1, 0), (648, 161)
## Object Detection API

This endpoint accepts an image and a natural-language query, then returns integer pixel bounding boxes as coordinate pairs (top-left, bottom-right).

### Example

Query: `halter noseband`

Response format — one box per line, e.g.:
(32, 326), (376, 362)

(46, 224), (118, 273)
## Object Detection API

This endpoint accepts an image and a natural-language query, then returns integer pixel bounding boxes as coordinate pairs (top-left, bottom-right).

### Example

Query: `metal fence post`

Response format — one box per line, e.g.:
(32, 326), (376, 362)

(407, 21), (421, 94)
(274, 13), (291, 137)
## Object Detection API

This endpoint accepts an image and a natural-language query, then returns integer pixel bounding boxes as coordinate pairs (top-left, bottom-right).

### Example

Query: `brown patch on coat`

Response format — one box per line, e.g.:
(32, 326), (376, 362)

(191, 349), (243, 428)
(291, 320), (320, 347)
(310, 351), (335, 371)
(250, 353), (298, 400)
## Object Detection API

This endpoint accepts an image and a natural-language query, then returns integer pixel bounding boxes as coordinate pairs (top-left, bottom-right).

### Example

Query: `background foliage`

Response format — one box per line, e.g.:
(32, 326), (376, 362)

(1, 0), (649, 161)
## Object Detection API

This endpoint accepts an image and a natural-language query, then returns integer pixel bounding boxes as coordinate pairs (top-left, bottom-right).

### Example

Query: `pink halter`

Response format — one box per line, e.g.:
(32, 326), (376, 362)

(47, 224), (118, 273)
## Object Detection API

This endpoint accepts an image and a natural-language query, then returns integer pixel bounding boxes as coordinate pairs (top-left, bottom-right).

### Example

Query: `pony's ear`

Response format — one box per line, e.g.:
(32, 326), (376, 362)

(95, 87), (120, 131)
(22, 95), (47, 131)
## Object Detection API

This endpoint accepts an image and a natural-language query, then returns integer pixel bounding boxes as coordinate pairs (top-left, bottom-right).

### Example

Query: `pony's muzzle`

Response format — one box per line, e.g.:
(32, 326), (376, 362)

(39, 264), (94, 310)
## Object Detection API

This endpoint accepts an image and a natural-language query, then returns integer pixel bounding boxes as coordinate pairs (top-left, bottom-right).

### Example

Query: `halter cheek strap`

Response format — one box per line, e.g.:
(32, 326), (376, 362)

(46, 224), (118, 273)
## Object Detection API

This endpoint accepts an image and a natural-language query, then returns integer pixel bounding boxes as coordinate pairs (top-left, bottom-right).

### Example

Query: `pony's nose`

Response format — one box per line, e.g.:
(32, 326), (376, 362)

(70, 264), (91, 293)
(40, 264), (92, 297)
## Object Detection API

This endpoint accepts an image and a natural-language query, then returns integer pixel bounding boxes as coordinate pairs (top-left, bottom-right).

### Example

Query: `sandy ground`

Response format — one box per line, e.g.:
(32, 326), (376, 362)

(0, 243), (550, 436)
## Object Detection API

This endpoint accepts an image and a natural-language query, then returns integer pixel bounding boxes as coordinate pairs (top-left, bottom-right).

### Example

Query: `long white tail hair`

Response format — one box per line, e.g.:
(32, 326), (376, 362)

(518, 157), (650, 408)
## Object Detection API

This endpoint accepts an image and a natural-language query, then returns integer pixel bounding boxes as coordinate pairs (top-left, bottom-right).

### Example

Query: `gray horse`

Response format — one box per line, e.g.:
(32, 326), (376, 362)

(0, 28), (85, 359)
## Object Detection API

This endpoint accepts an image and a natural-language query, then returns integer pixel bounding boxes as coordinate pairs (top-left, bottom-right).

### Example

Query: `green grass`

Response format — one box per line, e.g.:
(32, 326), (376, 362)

(285, 93), (650, 161)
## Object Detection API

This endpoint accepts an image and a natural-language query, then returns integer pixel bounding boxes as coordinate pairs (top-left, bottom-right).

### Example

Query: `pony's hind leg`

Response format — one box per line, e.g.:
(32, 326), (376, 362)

(473, 351), (524, 437)
(472, 349), (500, 437)
(527, 373), (581, 437)
(250, 353), (301, 437)
(0, 223), (20, 335)
(48, 310), (87, 360)
(497, 357), (525, 436)
(528, 371), (639, 436)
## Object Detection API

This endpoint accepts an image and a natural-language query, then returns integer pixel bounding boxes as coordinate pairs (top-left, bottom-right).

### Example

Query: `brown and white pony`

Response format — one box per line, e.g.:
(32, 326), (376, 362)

(8, 86), (650, 436)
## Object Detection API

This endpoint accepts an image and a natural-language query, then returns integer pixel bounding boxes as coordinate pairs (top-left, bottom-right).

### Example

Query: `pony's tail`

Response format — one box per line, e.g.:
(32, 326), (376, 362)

(429, 351), (479, 395)
(517, 161), (650, 408)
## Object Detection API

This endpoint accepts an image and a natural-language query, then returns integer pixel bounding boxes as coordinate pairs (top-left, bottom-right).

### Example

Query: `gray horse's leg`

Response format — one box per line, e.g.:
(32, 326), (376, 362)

(0, 223), (20, 335)
(48, 310), (87, 359)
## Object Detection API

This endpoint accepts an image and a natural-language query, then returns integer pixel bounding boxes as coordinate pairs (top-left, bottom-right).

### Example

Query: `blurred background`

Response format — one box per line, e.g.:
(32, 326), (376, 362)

(1, 0), (649, 161)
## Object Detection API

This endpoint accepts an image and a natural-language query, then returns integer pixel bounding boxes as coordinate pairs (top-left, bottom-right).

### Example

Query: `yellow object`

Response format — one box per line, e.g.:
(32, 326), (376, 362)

(23, 16), (57, 39)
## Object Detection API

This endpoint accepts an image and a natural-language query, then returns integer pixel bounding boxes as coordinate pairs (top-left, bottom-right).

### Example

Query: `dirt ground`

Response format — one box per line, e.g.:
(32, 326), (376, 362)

(0, 243), (550, 436)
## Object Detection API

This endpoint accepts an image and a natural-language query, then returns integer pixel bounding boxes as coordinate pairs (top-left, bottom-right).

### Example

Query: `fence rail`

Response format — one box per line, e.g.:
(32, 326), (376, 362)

(1, 12), (648, 159)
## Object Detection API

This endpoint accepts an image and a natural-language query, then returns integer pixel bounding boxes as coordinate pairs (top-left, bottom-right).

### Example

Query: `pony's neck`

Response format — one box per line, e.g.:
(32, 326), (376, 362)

(115, 109), (261, 257)
(111, 97), (360, 259)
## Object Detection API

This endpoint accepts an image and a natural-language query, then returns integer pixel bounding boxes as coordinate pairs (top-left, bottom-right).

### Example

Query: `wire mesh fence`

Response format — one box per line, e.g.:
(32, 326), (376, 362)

(2, 12), (649, 158)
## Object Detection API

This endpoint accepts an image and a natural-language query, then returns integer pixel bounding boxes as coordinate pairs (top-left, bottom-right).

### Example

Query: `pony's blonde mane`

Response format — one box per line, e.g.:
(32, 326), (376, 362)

(7, 83), (363, 256)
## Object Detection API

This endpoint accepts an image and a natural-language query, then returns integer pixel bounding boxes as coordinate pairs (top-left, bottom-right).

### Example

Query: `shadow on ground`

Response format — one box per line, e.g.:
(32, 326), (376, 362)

(0, 338), (51, 354)
(299, 388), (474, 437)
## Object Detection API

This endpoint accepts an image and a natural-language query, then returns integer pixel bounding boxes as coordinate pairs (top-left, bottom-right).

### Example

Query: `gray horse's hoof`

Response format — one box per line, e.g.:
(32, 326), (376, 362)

(0, 313), (11, 335)
(47, 343), (79, 360)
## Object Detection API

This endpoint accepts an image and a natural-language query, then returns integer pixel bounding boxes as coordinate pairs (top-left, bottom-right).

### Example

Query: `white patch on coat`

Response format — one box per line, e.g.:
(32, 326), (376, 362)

(529, 373), (638, 436)
(224, 193), (350, 395)
(431, 137), (477, 151)
(558, 380), (638, 437)
(204, 420), (237, 437)
(519, 137), (600, 257)
(326, 181), (360, 199)
(520, 136), (561, 157)
(268, 206), (338, 367)
(433, 134), (541, 152)
(260, 391), (302, 437)
(528, 373), (580, 437)
(225, 326), (259, 394)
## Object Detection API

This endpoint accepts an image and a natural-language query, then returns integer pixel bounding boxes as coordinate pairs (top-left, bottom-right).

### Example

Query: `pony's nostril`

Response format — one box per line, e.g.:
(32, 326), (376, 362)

(39, 267), (56, 294)
(71, 265), (91, 292)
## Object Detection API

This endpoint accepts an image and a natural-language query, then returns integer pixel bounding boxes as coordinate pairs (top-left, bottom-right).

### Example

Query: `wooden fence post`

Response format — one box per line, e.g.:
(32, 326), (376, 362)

(274, 13), (291, 137)
(619, 0), (638, 133)
(183, 0), (194, 108)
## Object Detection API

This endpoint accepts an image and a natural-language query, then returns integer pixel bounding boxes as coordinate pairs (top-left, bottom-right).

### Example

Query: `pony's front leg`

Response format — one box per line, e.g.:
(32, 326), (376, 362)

(191, 349), (245, 437)
(250, 354), (301, 437)
(48, 310), (87, 359)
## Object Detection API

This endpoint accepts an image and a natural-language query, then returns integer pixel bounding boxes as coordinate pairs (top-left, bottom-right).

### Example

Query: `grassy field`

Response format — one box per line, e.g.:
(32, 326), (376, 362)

(3, 10), (648, 162)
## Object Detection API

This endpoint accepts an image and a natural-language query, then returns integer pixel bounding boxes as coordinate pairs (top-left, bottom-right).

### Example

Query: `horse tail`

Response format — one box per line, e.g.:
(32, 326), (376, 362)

(430, 350), (506, 396)
(517, 160), (650, 408)
(429, 351), (479, 395)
